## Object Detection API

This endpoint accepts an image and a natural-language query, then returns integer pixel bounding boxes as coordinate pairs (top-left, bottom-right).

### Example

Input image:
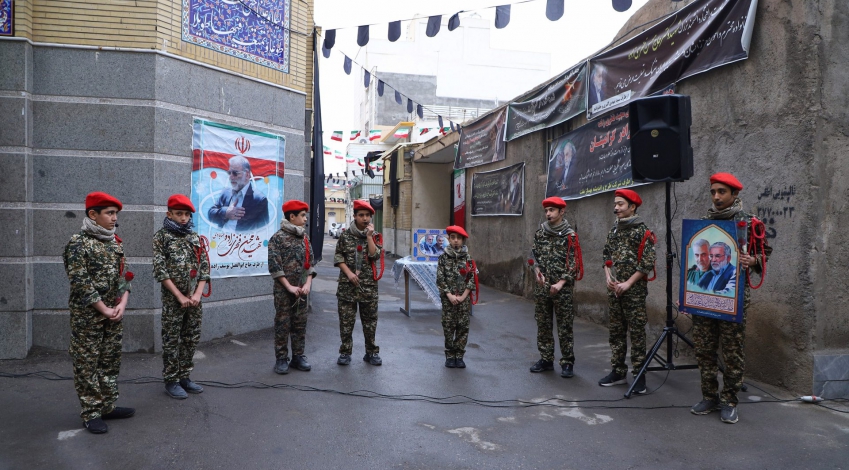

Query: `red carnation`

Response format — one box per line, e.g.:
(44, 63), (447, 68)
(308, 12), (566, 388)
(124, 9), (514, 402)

(124, 271), (134, 282)
(737, 221), (747, 228)
(528, 259), (534, 266)
(460, 268), (468, 276)
(190, 269), (198, 279)
(605, 260), (613, 267)
(304, 262), (311, 270)
(357, 245), (363, 252)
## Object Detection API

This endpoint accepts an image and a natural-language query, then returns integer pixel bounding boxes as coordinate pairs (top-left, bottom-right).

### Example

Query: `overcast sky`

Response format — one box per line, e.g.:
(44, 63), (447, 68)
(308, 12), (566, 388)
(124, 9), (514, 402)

(313, 0), (651, 175)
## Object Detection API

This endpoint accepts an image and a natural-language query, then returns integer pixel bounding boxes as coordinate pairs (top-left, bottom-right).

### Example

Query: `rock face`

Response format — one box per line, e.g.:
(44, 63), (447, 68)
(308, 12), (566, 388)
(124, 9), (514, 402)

(465, 0), (849, 395)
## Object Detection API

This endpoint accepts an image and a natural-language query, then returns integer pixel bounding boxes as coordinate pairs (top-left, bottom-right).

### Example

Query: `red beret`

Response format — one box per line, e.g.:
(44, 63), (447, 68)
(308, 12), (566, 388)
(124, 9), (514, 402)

(282, 200), (309, 213)
(167, 194), (195, 212)
(353, 200), (375, 215)
(709, 173), (743, 191)
(614, 189), (642, 207)
(85, 192), (122, 211)
(542, 197), (566, 209)
(446, 225), (469, 238)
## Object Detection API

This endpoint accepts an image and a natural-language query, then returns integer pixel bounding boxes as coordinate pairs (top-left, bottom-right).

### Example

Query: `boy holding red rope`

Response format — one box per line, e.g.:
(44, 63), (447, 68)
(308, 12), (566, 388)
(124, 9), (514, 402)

(153, 194), (210, 400)
(689, 173), (771, 424)
(436, 226), (478, 369)
(334, 200), (384, 366)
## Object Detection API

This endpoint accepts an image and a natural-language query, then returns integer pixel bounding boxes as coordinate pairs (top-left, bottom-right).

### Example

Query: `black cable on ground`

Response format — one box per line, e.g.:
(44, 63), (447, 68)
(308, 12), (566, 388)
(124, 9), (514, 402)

(2, 370), (844, 413)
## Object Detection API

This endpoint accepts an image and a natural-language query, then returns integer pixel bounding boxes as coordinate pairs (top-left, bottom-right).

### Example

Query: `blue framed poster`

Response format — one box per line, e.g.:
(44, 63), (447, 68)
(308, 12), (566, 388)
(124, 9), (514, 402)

(412, 228), (448, 262)
(0, 0), (13, 37)
(679, 219), (745, 323)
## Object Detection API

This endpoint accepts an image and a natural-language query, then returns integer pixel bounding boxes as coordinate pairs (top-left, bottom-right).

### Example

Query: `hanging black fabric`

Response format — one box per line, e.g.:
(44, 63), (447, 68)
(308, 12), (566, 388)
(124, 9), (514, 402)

(417, 104), (424, 119)
(390, 151), (399, 208)
(407, 98), (413, 113)
(388, 21), (401, 42)
(495, 5), (511, 29)
(357, 25), (370, 46)
(343, 56), (352, 75)
(426, 15), (442, 37)
(546, 0), (564, 21)
(377, 80), (385, 96)
(310, 31), (326, 261)
(395, 90), (402, 105)
(323, 29), (336, 50)
(364, 70), (371, 88)
(448, 12), (461, 31)
(369, 197), (384, 210)
(612, 0), (632, 12)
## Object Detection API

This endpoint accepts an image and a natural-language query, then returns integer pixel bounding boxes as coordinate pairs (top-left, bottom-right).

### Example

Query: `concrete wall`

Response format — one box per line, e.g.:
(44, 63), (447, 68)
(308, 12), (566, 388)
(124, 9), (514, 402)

(463, 0), (849, 395)
(0, 41), (308, 358)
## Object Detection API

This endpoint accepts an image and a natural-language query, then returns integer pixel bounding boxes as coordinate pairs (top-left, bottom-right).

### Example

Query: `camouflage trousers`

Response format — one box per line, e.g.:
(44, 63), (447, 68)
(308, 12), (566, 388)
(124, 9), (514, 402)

(338, 298), (379, 355)
(693, 312), (747, 406)
(161, 296), (203, 383)
(69, 310), (123, 422)
(607, 288), (648, 376)
(534, 287), (575, 366)
(441, 297), (471, 359)
(274, 290), (309, 360)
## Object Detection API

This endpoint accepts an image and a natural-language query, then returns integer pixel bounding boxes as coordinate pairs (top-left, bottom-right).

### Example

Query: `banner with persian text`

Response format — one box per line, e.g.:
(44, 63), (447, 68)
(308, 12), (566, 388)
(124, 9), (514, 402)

(505, 63), (586, 141)
(587, 0), (758, 119)
(471, 162), (524, 216)
(191, 119), (285, 278)
(455, 107), (507, 169)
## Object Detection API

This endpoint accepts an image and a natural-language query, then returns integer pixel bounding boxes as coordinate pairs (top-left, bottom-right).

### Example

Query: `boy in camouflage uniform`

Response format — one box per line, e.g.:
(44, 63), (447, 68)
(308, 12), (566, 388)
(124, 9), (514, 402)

(63, 192), (135, 434)
(690, 173), (771, 424)
(599, 189), (656, 394)
(153, 194), (210, 399)
(436, 225), (476, 369)
(268, 200), (316, 374)
(530, 197), (580, 378)
(334, 200), (383, 366)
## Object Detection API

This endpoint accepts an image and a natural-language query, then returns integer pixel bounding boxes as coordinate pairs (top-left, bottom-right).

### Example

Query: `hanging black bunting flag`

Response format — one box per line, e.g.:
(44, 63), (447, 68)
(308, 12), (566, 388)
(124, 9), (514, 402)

(323, 29), (336, 50)
(377, 80), (385, 96)
(426, 15), (442, 37)
(417, 104), (424, 119)
(364, 70), (371, 88)
(612, 0), (632, 12)
(388, 21), (401, 42)
(495, 5), (511, 29)
(438, 115), (444, 129)
(407, 98), (413, 113)
(448, 12), (461, 31)
(395, 90), (402, 105)
(321, 44), (331, 58)
(343, 56), (352, 75)
(546, 0), (564, 21)
(450, 121), (456, 131)
(357, 25), (369, 46)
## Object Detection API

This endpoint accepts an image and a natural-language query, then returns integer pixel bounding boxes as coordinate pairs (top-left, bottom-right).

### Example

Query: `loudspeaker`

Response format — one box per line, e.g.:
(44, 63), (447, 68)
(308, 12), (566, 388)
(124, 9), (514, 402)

(629, 94), (693, 182)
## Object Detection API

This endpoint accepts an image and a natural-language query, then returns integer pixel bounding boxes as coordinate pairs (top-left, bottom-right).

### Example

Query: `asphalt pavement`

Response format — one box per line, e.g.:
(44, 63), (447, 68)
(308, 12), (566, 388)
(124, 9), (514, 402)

(1, 243), (847, 469)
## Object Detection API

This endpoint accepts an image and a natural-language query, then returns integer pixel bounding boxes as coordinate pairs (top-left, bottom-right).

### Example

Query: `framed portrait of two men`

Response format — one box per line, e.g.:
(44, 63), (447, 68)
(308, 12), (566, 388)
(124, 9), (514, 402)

(679, 219), (746, 323)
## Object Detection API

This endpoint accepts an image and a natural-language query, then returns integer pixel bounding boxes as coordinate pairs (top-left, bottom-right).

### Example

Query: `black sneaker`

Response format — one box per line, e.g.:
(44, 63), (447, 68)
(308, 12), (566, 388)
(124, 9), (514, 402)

(273, 358), (289, 375)
(455, 358), (466, 369)
(720, 404), (739, 424)
(560, 364), (574, 378)
(102, 407), (136, 419)
(530, 359), (554, 373)
(290, 355), (312, 371)
(165, 381), (188, 399)
(445, 358), (456, 368)
(337, 354), (352, 365)
(598, 371), (627, 386)
(364, 352), (382, 366)
(84, 418), (108, 434)
(179, 378), (204, 394)
(632, 374), (647, 394)
(690, 399), (720, 415)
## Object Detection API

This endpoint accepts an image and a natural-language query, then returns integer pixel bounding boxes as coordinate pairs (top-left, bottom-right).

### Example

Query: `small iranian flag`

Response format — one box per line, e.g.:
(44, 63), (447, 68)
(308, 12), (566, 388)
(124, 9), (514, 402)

(439, 126), (451, 135)
(345, 154), (356, 164)
(323, 145), (331, 155)
(368, 130), (382, 141)
(350, 130), (361, 141)
(376, 161), (384, 170)
(357, 157), (365, 167)
(331, 131), (343, 142)
(369, 162), (377, 170)
(394, 128), (411, 139)
(419, 128), (430, 135)
(334, 149), (344, 160)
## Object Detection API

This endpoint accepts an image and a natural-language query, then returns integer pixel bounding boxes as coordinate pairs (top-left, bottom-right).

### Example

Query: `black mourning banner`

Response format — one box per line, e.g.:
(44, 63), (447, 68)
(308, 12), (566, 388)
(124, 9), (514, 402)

(586, 0), (757, 120)
(471, 162), (524, 216)
(455, 107), (507, 169)
(546, 109), (639, 200)
(505, 63), (587, 141)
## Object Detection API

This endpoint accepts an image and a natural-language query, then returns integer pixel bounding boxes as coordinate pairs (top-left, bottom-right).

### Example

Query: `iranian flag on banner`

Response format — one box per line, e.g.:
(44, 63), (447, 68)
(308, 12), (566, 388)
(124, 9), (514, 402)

(323, 145), (331, 155)
(331, 131), (343, 142)
(394, 128), (411, 139)
(334, 149), (344, 160)
(345, 154), (356, 164)
(350, 130), (361, 141)
(369, 130), (382, 141)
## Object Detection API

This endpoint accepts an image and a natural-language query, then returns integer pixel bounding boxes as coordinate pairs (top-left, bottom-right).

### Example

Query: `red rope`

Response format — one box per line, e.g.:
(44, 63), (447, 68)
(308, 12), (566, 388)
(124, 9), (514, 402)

(638, 230), (658, 282)
(566, 233), (584, 281)
(469, 260), (480, 305)
(746, 217), (768, 289)
(303, 234), (311, 268)
(371, 233), (385, 281)
(197, 235), (212, 297)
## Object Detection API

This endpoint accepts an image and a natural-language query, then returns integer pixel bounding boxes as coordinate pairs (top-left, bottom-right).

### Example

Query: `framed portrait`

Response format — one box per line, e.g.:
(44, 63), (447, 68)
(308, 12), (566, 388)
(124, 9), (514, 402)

(679, 219), (745, 323)
(412, 228), (448, 262)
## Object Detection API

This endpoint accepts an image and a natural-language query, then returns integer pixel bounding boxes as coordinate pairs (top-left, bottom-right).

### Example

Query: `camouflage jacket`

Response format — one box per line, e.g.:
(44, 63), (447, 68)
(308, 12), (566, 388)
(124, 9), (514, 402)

(152, 228), (211, 297)
(531, 226), (578, 294)
(63, 231), (126, 313)
(602, 221), (657, 285)
(436, 249), (476, 298)
(268, 228), (316, 295)
(334, 226), (382, 301)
